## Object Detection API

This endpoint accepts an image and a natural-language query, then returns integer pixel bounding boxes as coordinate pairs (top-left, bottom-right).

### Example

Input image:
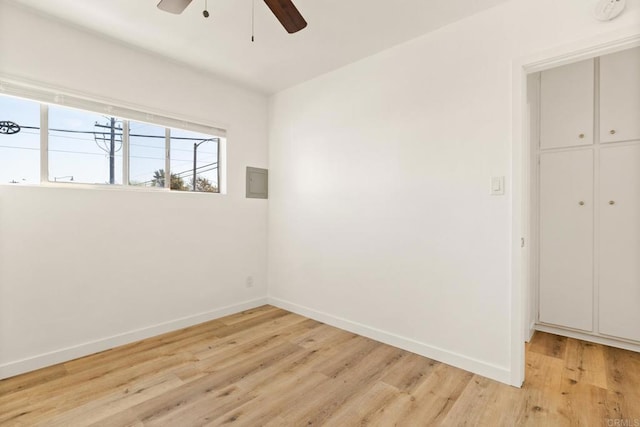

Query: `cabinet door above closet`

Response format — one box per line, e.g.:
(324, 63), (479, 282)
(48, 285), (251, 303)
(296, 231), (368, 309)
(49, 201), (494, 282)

(540, 59), (594, 149)
(600, 46), (640, 144)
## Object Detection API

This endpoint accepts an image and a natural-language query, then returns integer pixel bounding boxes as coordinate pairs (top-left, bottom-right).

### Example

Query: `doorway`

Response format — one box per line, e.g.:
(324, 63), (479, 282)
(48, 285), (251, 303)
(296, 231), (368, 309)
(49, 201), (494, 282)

(511, 33), (640, 387)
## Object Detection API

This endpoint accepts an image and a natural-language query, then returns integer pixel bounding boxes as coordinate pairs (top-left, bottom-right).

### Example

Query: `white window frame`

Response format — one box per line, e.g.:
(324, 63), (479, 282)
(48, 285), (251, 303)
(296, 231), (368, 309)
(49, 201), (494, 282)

(0, 78), (225, 193)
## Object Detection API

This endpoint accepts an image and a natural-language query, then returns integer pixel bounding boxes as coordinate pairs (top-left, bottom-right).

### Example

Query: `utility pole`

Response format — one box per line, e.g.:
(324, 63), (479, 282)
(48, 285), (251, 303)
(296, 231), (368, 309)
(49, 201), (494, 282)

(94, 118), (122, 184)
(109, 117), (115, 184)
(193, 139), (209, 191)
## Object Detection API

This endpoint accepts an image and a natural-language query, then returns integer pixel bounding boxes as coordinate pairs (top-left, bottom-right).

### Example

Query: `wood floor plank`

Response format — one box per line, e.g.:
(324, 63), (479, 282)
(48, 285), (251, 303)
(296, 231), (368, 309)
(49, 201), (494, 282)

(528, 331), (568, 360)
(310, 335), (381, 378)
(465, 378), (523, 426)
(563, 338), (608, 389)
(145, 336), (344, 426)
(219, 305), (281, 325)
(192, 314), (316, 361)
(279, 344), (407, 425)
(516, 351), (568, 425)
(0, 352), (196, 424)
(365, 363), (474, 426)
(602, 345), (640, 420)
(62, 320), (225, 375)
(1, 309), (639, 426)
(379, 350), (439, 392)
(142, 383), (257, 427)
(208, 308), (291, 339)
(321, 380), (401, 426)
(34, 373), (184, 427)
(439, 375), (505, 426)
(558, 381), (611, 426)
(0, 364), (68, 397)
(86, 341), (302, 427)
(191, 319), (319, 377)
(290, 323), (357, 348)
(202, 371), (329, 427)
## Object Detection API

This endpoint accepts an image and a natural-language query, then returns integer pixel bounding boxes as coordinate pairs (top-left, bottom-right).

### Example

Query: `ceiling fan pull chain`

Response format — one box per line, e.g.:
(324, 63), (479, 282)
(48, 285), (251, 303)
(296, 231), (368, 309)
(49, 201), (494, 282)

(202, 0), (209, 18)
(251, 0), (255, 42)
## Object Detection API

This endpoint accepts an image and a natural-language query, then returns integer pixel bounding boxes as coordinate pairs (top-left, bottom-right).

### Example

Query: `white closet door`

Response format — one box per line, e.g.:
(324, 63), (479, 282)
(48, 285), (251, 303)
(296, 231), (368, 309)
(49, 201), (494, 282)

(540, 59), (594, 149)
(600, 47), (640, 144)
(539, 149), (594, 331)
(599, 144), (640, 342)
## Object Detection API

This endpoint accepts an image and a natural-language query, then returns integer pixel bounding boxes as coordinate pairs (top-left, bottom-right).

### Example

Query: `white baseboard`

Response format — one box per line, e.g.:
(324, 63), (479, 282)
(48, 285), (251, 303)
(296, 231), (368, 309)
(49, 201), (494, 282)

(527, 321), (536, 342)
(268, 296), (512, 385)
(534, 323), (640, 353)
(0, 297), (268, 380)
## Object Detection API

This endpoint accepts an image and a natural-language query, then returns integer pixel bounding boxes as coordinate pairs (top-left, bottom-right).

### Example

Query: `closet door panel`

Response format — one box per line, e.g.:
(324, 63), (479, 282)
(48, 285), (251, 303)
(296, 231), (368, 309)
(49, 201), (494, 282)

(540, 59), (594, 149)
(539, 149), (594, 331)
(600, 47), (640, 144)
(599, 144), (640, 342)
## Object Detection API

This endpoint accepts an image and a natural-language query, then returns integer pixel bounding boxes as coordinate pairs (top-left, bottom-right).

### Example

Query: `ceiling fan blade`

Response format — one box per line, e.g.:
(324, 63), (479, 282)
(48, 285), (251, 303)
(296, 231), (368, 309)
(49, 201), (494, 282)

(263, 0), (307, 34)
(157, 0), (193, 14)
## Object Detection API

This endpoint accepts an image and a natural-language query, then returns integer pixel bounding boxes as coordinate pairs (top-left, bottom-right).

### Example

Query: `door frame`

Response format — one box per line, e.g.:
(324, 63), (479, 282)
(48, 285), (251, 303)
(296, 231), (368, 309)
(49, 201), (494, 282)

(510, 30), (640, 387)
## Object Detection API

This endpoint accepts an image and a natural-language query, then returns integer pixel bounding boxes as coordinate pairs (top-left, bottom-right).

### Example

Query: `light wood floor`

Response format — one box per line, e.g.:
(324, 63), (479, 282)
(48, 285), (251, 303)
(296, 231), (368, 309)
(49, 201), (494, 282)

(1, 305), (639, 426)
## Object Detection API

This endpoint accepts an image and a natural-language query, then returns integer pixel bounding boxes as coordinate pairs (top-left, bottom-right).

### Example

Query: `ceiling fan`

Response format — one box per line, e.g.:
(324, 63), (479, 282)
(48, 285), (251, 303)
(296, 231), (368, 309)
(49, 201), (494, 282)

(157, 0), (307, 33)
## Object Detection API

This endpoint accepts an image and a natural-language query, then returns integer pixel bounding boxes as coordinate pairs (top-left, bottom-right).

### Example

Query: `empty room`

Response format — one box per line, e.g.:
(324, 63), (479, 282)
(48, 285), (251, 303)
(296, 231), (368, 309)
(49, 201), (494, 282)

(1, 0), (639, 425)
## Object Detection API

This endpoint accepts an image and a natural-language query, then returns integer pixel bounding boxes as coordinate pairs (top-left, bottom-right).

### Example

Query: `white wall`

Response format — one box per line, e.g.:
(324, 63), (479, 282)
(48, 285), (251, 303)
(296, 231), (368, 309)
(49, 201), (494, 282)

(0, 2), (268, 378)
(268, 0), (640, 384)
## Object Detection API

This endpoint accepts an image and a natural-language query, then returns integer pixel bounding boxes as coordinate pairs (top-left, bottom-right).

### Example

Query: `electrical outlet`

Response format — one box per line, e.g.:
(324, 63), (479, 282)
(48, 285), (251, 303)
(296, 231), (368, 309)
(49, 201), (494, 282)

(245, 276), (254, 288)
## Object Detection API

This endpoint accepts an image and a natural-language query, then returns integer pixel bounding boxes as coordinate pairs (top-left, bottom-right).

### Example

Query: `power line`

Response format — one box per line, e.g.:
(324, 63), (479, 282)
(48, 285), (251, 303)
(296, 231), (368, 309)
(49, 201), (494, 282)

(128, 159), (217, 181)
(18, 124), (220, 142)
(8, 129), (218, 154)
(173, 163), (218, 178)
(0, 145), (196, 163)
(190, 166), (218, 176)
(0, 145), (39, 151)
(137, 162), (219, 185)
(0, 145), (217, 166)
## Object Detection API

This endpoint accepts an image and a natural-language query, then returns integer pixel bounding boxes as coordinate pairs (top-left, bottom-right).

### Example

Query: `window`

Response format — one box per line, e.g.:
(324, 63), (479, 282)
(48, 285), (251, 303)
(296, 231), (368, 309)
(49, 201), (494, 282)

(0, 96), (40, 184)
(129, 122), (166, 188)
(170, 128), (219, 192)
(49, 105), (124, 184)
(0, 91), (224, 193)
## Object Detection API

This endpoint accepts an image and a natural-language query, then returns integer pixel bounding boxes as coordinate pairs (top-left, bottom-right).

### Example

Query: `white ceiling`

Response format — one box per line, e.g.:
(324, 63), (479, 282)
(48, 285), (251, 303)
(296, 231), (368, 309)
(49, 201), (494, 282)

(13, 0), (510, 93)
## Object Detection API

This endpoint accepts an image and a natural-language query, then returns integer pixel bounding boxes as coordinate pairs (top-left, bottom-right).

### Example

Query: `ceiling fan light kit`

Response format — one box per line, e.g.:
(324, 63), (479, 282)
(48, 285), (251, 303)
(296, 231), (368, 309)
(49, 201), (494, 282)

(157, 0), (193, 14)
(157, 0), (307, 33)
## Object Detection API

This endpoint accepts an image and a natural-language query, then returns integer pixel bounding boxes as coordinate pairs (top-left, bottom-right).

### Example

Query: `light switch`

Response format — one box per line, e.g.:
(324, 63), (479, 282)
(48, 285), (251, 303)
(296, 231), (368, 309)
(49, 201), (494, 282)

(491, 176), (505, 196)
